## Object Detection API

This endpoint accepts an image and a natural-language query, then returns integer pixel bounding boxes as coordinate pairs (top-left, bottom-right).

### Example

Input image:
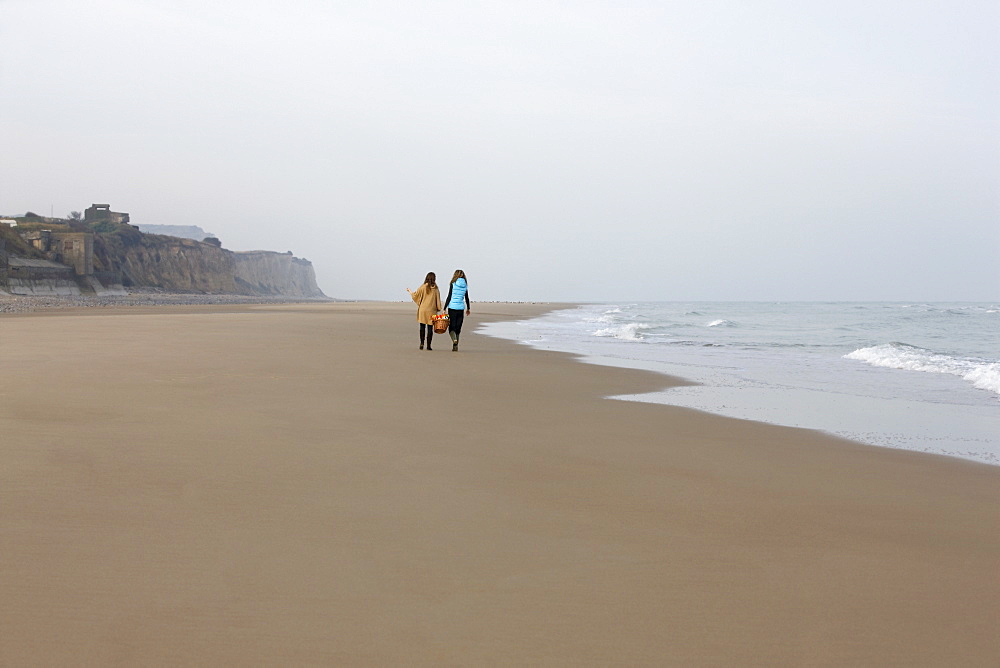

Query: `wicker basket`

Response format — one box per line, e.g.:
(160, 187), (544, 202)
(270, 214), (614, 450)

(431, 314), (450, 334)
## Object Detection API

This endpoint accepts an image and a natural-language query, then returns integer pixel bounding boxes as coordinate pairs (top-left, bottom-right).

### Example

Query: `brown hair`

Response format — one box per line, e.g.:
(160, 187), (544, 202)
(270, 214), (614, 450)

(424, 272), (437, 288)
(450, 269), (466, 284)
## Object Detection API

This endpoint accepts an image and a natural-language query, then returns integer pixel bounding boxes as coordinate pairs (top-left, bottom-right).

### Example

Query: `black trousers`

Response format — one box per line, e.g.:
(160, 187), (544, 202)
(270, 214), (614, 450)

(448, 309), (465, 337)
(419, 323), (434, 344)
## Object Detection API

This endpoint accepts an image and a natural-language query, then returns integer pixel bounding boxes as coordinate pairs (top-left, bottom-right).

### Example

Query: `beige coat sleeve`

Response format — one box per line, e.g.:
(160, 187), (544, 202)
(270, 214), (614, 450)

(410, 284), (426, 306)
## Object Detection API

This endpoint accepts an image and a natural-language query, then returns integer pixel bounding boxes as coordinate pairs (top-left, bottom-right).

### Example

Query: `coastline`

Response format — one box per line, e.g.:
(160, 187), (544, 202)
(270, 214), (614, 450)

(483, 302), (1000, 467)
(2, 301), (998, 664)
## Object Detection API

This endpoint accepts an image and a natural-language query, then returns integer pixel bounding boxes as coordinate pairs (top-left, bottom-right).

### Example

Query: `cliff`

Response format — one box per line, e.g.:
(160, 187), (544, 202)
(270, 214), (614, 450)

(1, 220), (326, 298)
(233, 251), (324, 296)
(105, 235), (326, 297)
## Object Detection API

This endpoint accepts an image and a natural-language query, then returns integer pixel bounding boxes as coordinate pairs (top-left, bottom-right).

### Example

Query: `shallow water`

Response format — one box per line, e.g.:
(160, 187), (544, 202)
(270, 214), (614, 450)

(482, 302), (1000, 466)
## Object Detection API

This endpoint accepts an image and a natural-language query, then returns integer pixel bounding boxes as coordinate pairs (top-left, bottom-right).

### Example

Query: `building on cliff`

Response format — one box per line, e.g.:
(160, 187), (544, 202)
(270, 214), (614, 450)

(85, 203), (130, 225)
(1, 204), (326, 298)
(20, 230), (94, 276)
(5, 228), (120, 296)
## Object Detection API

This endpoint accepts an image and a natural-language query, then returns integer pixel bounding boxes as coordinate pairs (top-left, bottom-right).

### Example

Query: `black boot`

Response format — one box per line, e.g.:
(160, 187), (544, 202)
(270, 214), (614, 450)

(426, 331), (433, 351)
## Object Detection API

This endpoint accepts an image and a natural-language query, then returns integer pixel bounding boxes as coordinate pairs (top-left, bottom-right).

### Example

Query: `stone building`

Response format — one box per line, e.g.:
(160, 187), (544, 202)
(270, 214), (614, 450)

(52, 233), (94, 275)
(21, 229), (51, 253)
(19, 230), (95, 275)
(84, 203), (130, 225)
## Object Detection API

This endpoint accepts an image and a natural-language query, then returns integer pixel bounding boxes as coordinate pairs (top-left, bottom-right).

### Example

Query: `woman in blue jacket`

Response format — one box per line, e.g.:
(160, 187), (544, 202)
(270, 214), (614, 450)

(443, 269), (471, 352)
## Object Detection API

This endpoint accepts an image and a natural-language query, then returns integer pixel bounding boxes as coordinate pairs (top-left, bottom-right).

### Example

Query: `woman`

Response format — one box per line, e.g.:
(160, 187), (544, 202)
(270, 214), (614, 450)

(443, 269), (471, 352)
(406, 272), (442, 350)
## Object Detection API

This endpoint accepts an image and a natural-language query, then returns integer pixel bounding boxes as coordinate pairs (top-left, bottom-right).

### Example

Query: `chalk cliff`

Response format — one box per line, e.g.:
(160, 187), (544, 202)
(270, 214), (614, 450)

(233, 251), (323, 296)
(1, 221), (326, 298)
(104, 235), (326, 297)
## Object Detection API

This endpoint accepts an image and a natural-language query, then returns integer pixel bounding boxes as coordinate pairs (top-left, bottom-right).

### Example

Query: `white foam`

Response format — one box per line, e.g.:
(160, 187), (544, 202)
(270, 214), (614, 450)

(845, 344), (1000, 400)
(584, 307), (625, 325)
(706, 319), (736, 327)
(481, 302), (1000, 467)
(594, 322), (651, 341)
(966, 363), (1000, 395)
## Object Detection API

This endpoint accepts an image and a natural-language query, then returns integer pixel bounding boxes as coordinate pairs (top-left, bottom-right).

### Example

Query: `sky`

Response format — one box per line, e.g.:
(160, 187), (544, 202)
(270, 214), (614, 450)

(2, 0), (997, 301)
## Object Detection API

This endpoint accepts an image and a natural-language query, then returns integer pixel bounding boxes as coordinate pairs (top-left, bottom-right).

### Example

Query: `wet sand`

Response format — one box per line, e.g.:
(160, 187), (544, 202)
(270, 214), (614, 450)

(2, 301), (998, 665)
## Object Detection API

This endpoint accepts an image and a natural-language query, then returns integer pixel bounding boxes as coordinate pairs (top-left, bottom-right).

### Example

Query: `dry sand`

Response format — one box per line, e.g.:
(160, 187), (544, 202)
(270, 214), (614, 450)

(2, 301), (998, 665)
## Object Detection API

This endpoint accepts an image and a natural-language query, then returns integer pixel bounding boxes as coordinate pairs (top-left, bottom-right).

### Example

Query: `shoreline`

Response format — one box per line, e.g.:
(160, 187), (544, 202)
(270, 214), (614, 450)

(483, 302), (1000, 468)
(2, 301), (998, 664)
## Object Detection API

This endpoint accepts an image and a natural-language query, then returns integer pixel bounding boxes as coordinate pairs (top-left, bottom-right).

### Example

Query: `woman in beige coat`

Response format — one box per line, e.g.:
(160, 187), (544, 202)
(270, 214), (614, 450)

(406, 272), (442, 350)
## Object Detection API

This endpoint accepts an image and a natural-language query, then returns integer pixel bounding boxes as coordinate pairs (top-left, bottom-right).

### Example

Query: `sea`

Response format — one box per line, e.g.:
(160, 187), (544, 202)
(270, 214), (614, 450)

(482, 302), (1000, 467)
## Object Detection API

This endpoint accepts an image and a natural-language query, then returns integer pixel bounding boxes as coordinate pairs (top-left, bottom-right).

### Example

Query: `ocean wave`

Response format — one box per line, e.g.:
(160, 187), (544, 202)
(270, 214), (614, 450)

(844, 343), (1000, 399)
(582, 306), (626, 324)
(594, 323), (651, 341)
(706, 319), (736, 327)
(662, 339), (725, 347)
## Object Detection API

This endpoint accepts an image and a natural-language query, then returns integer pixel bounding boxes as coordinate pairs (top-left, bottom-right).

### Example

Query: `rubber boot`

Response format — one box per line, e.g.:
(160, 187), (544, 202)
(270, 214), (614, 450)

(426, 330), (433, 351)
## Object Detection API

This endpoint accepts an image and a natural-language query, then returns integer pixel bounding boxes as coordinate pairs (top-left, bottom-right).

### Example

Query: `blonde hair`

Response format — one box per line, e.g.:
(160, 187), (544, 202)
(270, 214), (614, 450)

(450, 269), (466, 284)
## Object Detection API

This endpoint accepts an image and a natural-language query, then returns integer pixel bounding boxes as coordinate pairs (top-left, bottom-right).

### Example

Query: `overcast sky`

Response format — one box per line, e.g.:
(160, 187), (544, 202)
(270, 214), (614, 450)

(2, 0), (997, 301)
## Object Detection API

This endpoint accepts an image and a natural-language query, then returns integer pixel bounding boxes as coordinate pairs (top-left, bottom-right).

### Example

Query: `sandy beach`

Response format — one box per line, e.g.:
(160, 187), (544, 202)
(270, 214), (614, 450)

(2, 301), (998, 665)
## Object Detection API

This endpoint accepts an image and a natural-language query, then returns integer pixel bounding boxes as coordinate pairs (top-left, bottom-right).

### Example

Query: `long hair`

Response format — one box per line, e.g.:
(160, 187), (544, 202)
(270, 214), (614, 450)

(450, 269), (466, 284)
(424, 272), (437, 288)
